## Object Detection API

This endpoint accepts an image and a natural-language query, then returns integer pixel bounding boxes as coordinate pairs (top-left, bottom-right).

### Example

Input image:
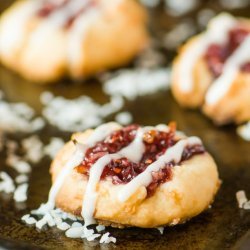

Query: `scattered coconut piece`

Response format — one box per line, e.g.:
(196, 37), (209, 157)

(40, 91), (54, 104)
(237, 122), (250, 141)
(100, 232), (116, 244)
(72, 222), (82, 228)
(66, 226), (85, 238)
(115, 112), (133, 125)
(22, 135), (44, 163)
(7, 156), (31, 174)
(15, 174), (29, 184)
(14, 183), (28, 202)
(57, 222), (70, 231)
(22, 214), (37, 225)
(0, 93), (44, 133)
(236, 190), (248, 209)
(157, 227), (164, 234)
(243, 201), (250, 210)
(0, 172), (15, 193)
(96, 225), (105, 232)
(103, 69), (170, 101)
(42, 93), (123, 132)
(44, 137), (65, 159)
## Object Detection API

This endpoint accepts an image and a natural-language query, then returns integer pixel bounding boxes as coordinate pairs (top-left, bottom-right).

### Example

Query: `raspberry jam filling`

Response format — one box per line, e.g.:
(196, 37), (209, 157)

(76, 124), (205, 197)
(37, 0), (96, 28)
(204, 26), (250, 77)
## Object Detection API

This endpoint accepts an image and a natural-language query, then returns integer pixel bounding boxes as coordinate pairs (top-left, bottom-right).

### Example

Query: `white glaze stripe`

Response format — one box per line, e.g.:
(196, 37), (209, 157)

(33, 122), (120, 214)
(82, 127), (149, 225)
(118, 136), (202, 202)
(82, 153), (120, 226)
(178, 13), (237, 92)
(67, 8), (98, 76)
(205, 35), (250, 105)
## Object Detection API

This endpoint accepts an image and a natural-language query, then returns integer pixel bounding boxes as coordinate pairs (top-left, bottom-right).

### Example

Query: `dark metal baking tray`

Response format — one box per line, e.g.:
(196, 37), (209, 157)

(0, 0), (249, 249)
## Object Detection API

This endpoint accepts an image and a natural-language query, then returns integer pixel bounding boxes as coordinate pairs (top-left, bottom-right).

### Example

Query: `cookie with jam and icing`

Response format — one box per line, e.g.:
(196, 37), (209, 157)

(171, 13), (250, 125)
(48, 122), (219, 228)
(0, 0), (148, 83)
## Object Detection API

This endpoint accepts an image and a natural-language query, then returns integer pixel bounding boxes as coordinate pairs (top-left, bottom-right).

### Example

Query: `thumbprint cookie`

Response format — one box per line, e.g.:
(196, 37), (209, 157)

(42, 122), (220, 228)
(171, 13), (250, 125)
(0, 0), (148, 83)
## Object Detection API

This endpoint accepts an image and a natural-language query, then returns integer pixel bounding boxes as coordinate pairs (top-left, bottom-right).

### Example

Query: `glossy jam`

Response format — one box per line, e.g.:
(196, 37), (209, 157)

(205, 26), (250, 77)
(76, 125), (205, 196)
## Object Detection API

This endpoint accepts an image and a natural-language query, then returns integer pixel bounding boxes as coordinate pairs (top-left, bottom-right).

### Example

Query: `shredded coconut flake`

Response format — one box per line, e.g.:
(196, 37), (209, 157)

(14, 183), (28, 202)
(96, 225), (105, 232)
(72, 222), (82, 228)
(42, 93), (123, 132)
(44, 137), (64, 159)
(57, 222), (70, 231)
(157, 227), (164, 234)
(243, 201), (250, 209)
(115, 112), (133, 125)
(103, 69), (170, 101)
(236, 190), (249, 209)
(23, 207), (115, 243)
(7, 156), (31, 174)
(0, 172), (15, 193)
(0, 94), (44, 133)
(22, 214), (37, 225)
(100, 232), (116, 244)
(15, 174), (29, 184)
(66, 226), (85, 238)
(22, 135), (44, 163)
(237, 122), (250, 141)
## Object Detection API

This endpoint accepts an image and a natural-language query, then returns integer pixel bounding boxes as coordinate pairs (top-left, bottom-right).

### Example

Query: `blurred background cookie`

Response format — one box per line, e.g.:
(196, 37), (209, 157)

(0, 0), (148, 83)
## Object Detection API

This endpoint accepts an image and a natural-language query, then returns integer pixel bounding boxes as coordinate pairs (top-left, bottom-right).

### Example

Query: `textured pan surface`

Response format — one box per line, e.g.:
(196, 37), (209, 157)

(0, 0), (249, 249)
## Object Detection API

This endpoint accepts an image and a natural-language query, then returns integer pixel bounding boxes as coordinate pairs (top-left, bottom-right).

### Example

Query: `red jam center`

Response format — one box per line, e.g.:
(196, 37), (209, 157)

(37, 0), (96, 28)
(204, 26), (250, 77)
(76, 124), (205, 197)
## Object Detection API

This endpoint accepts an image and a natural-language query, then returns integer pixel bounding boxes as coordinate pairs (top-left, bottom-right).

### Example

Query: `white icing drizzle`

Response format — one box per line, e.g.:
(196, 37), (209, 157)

(118, 136), (202, 202)
(177, 13), (237, 92)
(67, 8), (99, 76)
(33, 122), (120, 215)
(205, 35), (250, 105)
(82, 153), (121, 226)
(119, 127), (147, 163)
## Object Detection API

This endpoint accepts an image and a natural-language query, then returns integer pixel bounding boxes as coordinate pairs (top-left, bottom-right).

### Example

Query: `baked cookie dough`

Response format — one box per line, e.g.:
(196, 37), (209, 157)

(48, 122), (220, 228)
(0, 0), (148, 83)
(171, 13), (250, 125)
